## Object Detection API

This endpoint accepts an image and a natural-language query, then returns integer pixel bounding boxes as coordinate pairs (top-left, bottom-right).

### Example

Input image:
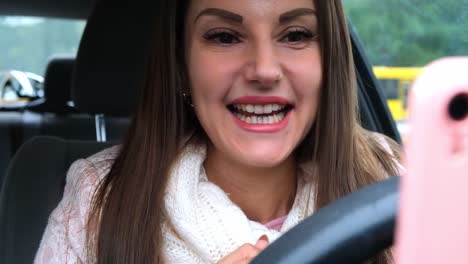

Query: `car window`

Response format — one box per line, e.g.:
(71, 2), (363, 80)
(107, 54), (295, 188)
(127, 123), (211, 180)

(0, 16), (85, 104)
(344, 0), (468, 139)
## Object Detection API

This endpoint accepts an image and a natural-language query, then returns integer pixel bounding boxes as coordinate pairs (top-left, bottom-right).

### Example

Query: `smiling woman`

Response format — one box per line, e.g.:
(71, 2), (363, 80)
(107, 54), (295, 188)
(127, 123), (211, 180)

(34, 0), (401, 264)
(186, 3), (322, 205)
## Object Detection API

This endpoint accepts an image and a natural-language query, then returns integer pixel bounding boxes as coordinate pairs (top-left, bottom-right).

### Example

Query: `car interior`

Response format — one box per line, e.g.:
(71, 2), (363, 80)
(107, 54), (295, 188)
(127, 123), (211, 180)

(0, 0), (401, 263)
(0, 55), (130, 182)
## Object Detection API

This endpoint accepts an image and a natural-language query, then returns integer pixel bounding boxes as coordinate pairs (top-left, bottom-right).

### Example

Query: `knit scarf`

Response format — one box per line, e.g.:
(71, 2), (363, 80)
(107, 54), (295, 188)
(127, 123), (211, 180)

(161, 144), (316, 263)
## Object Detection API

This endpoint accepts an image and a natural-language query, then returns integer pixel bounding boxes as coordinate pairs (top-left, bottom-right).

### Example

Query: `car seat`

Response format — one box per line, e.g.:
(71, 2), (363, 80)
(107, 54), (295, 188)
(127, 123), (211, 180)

(0, 0), (158, 262)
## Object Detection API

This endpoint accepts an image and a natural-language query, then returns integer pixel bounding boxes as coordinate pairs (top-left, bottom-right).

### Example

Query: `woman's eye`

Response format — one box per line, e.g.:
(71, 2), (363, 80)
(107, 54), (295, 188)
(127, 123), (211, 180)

(282, 28), (316, 44)
(204, 30), (241, 45)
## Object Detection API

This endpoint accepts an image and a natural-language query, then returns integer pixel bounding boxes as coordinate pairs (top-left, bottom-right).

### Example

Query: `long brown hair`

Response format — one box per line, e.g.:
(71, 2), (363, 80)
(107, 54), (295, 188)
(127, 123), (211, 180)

(88, 0), (400, 263)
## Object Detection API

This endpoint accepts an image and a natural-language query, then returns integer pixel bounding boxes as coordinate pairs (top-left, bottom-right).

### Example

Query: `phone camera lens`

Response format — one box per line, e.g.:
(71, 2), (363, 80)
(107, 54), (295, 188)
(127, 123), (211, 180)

(448, 93), (468, 121)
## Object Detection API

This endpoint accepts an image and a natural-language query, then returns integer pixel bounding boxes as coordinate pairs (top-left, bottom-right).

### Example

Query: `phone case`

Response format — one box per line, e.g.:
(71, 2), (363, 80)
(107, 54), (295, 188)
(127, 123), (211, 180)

(395, 57), (468, 264)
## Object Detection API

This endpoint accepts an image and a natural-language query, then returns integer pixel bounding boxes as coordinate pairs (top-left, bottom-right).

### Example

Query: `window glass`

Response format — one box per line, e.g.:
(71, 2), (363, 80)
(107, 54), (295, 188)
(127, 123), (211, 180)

(344, 1), (468, 138)
(344, 1), (468, 67)
(0, 17), (85, 103)
(379, 79), (399, 100)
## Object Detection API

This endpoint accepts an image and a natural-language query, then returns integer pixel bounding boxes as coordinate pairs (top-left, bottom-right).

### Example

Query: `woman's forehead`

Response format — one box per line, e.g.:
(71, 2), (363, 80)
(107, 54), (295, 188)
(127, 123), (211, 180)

(187, 0), (316, 22)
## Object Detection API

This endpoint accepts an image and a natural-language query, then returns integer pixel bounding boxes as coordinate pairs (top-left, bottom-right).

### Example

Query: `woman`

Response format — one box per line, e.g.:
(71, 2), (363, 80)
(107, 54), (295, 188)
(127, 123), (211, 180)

(35, 0), (401, 263)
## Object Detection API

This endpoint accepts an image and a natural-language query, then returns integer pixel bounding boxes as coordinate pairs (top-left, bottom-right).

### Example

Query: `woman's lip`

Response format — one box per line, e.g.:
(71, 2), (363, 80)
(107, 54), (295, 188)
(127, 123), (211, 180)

(230, 96), (291, 105)
(230, 110), (291, 133)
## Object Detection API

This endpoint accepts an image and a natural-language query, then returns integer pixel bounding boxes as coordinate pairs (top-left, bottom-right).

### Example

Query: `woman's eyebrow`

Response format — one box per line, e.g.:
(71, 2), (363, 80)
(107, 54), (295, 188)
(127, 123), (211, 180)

(195, 8), (243, 24)
(279, 8), (316, 24)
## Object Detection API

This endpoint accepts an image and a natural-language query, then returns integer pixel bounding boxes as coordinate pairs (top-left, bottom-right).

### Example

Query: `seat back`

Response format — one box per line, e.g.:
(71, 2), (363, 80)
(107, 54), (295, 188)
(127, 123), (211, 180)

(0, 0), (158, 262)
(0, 112), (23, 185)
(23, 55), (130, 143)
(0, 56), (131, 187)
(0, 136), (113, 264)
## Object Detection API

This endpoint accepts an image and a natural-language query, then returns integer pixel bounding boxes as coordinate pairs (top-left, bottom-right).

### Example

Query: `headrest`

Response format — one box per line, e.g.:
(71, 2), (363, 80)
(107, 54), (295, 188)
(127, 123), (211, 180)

(43, 56), (74, 104)
(71, 1), (158, 116)
(26, 55), (76, 114)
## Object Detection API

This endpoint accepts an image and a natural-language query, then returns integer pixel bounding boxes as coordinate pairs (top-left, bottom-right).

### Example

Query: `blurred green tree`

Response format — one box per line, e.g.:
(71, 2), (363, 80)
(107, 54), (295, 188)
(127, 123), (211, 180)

(344, 0), (468, 66)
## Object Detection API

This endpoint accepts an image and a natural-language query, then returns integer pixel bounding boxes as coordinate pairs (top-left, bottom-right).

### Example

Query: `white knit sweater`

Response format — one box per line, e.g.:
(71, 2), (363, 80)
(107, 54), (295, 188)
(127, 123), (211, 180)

(34, 133), (400, 263)
(161, 144), (315, 263)
(33, 144), (316, 263)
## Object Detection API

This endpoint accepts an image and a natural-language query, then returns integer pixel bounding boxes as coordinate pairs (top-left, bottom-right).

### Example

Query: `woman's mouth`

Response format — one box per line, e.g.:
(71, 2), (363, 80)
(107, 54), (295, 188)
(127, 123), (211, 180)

(226, 97), (294, 133)
(227, 103), (293, 124)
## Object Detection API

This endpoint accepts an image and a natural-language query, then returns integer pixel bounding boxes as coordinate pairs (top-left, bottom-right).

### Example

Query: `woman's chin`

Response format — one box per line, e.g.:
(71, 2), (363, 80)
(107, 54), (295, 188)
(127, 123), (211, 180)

(236, 149), (293, 168)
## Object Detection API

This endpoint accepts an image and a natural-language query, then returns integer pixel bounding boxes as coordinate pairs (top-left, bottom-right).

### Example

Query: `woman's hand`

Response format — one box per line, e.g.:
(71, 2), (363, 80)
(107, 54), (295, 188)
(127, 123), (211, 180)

(217, 235), (269, 264)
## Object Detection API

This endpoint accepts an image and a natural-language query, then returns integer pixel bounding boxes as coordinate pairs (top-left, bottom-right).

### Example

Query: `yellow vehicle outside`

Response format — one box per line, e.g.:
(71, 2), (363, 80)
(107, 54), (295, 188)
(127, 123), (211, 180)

(373, 66), (424, 122)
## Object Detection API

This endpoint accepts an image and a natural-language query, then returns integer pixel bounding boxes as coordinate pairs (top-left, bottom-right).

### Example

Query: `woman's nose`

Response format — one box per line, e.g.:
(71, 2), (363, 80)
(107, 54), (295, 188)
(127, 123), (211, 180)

(244, 43), (282, 88)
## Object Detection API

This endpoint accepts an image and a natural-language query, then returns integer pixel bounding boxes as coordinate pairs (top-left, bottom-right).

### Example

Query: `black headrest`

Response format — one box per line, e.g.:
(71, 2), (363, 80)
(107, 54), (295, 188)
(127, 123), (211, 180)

(71, 1), (158, 116)
(26, 55), (76, 114)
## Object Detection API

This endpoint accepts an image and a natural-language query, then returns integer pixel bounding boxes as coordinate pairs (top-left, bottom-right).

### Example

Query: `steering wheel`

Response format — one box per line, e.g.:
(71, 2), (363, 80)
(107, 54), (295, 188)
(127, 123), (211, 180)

(251, 177), (399, 264)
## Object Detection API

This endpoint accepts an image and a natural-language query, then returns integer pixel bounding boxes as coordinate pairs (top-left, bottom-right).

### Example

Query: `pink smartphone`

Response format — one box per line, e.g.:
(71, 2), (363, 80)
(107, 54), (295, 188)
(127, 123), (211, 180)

(395, 57), (468, 264)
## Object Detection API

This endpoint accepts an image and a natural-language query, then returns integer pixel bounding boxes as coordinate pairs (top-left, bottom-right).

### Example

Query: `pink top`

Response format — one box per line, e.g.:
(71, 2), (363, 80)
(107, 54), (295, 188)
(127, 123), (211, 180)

(264, 216), (288, 231)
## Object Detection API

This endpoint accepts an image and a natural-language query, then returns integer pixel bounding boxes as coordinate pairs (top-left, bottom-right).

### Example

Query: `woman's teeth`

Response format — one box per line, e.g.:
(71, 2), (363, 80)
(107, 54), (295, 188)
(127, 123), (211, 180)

(231, 104), (288, 124)
(233, 104), (284, 114)
(235, 112), (286, 124)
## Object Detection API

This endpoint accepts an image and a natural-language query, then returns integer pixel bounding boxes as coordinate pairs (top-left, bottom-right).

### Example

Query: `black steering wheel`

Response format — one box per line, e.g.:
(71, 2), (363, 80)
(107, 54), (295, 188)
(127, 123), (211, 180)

(251, 177), (399, 264)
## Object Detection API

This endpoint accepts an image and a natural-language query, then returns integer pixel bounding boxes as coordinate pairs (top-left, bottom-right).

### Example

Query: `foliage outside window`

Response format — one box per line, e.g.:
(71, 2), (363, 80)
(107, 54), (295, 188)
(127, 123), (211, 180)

(344, 0), (468, 67)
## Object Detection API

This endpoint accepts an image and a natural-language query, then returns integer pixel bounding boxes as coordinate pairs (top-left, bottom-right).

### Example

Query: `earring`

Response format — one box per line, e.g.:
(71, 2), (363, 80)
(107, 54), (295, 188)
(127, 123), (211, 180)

(182, 91), (194, 108)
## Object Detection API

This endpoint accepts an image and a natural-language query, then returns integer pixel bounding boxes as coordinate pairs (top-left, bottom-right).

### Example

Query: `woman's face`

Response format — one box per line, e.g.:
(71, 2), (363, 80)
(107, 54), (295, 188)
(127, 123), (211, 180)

(185, 0), (322, 167)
